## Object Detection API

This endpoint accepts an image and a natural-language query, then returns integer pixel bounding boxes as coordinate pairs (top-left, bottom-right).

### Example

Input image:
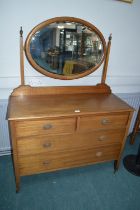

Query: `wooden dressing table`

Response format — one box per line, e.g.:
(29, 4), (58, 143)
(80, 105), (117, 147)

(7, 17), (134, 192)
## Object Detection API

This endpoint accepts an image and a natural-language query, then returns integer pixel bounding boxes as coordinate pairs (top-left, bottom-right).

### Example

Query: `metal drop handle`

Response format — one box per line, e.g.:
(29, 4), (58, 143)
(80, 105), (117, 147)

(96, 151), (102, 157)
(98, 136), (106, 141)
(101, 118), (110, 125)
(43, 160), (51, 166)
(43, 124), (52, 130)
(43, 142), (52, 148)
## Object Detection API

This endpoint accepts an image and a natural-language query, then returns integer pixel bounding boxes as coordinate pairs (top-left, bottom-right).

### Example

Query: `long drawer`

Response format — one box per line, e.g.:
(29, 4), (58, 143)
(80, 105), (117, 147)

(19, 144), (121, 176)
(79, 113), (129, 131)
(17, 129), (125, 156)
(16, 117), (76, 137)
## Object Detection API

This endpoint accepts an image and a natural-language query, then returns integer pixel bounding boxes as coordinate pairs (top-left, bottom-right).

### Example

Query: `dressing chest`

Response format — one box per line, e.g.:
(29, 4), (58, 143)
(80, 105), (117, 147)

(7, 17), (134, 192)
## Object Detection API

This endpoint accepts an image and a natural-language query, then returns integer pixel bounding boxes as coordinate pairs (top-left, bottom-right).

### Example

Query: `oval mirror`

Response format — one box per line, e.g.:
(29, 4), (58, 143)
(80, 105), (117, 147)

(25, 17), (106, 80)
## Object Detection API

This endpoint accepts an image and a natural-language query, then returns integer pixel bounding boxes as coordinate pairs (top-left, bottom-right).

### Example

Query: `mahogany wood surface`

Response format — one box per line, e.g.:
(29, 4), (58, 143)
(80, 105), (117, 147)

(16, 118), (76, 137)
(19, 144), (121, 176)
(114, 111), (134, 170)
(9, 121), (20, 192)
(10, 84), (111, 96)
(17, 129), (125, 156)
(101, 34), (112, 83)
(7, 85), (134, 191)
(8, 89), (132, 120)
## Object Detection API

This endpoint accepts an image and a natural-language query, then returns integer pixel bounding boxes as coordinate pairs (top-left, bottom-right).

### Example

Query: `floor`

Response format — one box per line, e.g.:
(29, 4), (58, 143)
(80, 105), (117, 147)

(0, 134), (140, 210)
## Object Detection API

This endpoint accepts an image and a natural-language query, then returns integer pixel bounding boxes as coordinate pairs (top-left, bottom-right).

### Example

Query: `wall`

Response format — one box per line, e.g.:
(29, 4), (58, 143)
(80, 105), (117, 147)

(0, 0), (140, 99)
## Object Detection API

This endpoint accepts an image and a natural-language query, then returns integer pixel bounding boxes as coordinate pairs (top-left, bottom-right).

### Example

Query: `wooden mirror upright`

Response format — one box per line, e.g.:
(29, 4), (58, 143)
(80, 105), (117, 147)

(7, 17), (134, 192)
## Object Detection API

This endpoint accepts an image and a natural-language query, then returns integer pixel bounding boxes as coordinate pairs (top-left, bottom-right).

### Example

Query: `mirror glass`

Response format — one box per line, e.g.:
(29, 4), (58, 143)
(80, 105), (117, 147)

(29, 21), (105, 77)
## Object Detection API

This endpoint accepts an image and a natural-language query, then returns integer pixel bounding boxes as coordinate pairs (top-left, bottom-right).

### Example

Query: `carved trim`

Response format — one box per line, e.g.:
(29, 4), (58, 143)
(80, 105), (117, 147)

(11, 84), (111, 96)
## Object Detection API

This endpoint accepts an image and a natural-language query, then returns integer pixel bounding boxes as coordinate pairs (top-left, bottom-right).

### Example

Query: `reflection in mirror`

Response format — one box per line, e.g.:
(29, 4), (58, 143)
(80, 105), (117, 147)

(30, 21), (104, 76)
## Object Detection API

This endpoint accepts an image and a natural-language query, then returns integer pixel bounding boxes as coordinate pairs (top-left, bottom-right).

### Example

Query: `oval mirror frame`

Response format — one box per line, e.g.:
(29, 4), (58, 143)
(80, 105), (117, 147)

(25, 17), (106, 80)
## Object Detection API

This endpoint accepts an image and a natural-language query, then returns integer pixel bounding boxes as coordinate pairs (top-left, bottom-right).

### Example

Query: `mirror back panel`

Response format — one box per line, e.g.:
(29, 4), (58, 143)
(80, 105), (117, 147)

(25, 17), (106, 79)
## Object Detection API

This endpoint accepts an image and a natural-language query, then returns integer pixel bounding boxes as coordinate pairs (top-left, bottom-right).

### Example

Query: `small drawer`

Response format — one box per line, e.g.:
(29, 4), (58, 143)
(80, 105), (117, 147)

(16, 117), (76, 137)
(79, 114), (128, 131)
(19, 144), (120, 176)
(17, 129), (125, 156)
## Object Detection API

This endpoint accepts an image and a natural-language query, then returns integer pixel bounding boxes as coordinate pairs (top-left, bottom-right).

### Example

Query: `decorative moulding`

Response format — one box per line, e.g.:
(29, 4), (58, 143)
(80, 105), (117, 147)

(0, 75), (140, 99)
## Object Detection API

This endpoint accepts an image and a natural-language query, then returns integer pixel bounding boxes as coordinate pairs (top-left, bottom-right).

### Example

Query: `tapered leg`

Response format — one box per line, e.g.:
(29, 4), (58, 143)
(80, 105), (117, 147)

(16, 176), (20, 193)
(9, 122), (21, 193)
(114, 160), (119, 173)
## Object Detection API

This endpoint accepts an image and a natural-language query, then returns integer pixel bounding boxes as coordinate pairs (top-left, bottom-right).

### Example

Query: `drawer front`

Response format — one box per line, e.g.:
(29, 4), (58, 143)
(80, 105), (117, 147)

(17, 129), (125, 156)
(79, 114), (128, 131)
(16, 118), (76, 137)
(19, 144), (120, 176)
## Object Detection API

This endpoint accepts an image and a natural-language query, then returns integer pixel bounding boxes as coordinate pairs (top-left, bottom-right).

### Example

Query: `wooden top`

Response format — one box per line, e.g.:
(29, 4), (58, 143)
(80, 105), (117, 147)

(7, 92), (133, 120)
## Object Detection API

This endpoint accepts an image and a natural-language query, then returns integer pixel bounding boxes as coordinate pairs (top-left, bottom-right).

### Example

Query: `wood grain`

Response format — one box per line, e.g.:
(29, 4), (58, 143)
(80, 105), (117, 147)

(16, 118), (76, 137)
(17, 129), (125, 156)
(79, 114), (129, 131)
(7, 85), (134, 191)
(101, 34), (112, 83)
(9, 121), (20, 192)
(10, 84), (111, 97)
(8, 91), (132, 120)
(19, 144), (121, 176)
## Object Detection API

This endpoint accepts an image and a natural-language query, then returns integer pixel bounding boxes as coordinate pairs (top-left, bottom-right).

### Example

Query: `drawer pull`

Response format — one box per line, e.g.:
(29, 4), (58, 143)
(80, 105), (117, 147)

(75, 109), (80, 113)
(96, 151), (102, 157)
(43, 142), (52, 148)
(43, 160), (51, 166)
(98, 136), (106, 141)
(101, 119), (110, 125)
(43, 124), (52, 130)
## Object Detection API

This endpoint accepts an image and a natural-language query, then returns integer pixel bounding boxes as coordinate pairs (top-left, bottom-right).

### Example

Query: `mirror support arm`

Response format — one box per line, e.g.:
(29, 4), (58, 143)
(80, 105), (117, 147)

(20, 27), (25, 85)
(101, 34), (112, 84)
